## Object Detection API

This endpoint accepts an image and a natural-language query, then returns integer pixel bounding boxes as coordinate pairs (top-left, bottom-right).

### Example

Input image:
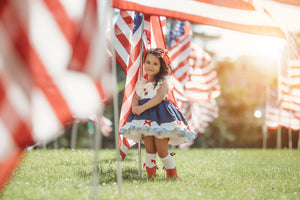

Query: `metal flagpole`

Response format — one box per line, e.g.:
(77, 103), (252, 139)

(109, 1), (122, 196)
(138, 14), (145, 179)
(262, 124), (267, 150)
(287, 58), (292, 150)
(288, 115), (292, 150)
(263, 87), (270, 150)
(92, 0), (103, 198)
(277, 106), (281, 149)
(71, 120), (79, 150)
(92, 116), (102, 200)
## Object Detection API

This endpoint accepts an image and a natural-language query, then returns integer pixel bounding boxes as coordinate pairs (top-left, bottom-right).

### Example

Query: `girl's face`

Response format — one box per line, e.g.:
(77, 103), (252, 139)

(144, 54), (161, 78)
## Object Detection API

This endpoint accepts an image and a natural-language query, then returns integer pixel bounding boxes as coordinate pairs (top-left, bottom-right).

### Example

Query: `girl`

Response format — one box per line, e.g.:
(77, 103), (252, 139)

(120, 48), (195, 178)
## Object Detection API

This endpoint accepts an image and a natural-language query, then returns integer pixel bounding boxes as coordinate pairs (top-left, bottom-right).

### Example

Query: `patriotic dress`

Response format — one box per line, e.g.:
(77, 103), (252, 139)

(120, 78), (195, 146)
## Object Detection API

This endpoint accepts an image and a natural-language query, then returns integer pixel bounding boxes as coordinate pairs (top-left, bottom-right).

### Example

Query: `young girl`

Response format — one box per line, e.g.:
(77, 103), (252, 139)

(120, 48), (195, 178)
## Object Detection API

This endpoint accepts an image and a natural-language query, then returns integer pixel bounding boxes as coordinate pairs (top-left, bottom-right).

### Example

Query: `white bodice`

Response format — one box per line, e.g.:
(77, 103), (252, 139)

(135, 78), (167, 99)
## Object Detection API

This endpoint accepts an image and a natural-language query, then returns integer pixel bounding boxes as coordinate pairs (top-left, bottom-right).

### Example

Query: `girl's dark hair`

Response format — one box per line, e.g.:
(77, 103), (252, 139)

(144, 48), (171, 88)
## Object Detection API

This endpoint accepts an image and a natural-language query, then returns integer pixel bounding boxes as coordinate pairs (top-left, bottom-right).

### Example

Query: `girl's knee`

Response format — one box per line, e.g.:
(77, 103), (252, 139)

(157, 151), (168, 158)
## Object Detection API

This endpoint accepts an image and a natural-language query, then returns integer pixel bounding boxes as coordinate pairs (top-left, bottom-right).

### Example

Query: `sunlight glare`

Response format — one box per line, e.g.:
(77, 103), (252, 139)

(254, 110), (262, 118)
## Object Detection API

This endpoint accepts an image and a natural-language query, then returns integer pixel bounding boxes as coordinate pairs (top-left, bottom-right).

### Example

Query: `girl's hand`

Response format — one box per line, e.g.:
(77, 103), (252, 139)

(132, 105), (145, 116)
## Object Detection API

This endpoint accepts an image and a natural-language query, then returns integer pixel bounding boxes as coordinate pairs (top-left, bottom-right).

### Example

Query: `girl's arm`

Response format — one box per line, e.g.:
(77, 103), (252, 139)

(131, 92), (141, 115)
(134, 82), (169, 116)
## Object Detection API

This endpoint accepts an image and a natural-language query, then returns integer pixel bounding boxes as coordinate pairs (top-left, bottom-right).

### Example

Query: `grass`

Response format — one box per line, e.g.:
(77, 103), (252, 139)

(0, 148), (299, 200)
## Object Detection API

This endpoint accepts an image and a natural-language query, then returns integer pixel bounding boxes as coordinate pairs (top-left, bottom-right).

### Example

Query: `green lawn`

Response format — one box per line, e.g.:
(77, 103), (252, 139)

(1, 149), (299, 200)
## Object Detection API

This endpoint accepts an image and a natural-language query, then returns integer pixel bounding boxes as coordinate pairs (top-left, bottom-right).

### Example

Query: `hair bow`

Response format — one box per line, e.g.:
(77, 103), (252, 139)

(161, 49), (171, 66)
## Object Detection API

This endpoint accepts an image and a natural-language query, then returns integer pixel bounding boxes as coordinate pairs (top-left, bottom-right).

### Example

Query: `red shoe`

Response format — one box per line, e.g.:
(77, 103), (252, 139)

(166, 168), (178, 179)
(146, 166), (156, 178)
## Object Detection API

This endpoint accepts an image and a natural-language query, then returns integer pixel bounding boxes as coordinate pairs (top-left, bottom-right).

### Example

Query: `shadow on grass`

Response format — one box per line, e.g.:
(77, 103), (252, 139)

(101, 156), (135, 163)
(77, 164), (143, 184)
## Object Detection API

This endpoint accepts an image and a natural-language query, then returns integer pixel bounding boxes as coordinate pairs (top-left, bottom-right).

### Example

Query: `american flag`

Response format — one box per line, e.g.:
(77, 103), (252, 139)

(147, 16), (166, 49)
(165, 20), (193, 108)
(167, 20), (220, 102)
(111, 0), (285, 38)
(279, 109), (300, 130)
(278, 32), (300, 115)
(267, 31), (300, 130)
(272, 0), (300, 6)
(183, 100), (219, 135)
(114, 11), (145, 159)
(168, 20), (192, 83)
(265, 86), (280, 130)
(178, 99), (219, 149)
(0, 0), (109, 190)
(265, 0), (300, 130)
(183, 42), (221, 101)
(181, 43), (220, 136)
(167, 19), (220, 146)
(265, 95), (300, 131)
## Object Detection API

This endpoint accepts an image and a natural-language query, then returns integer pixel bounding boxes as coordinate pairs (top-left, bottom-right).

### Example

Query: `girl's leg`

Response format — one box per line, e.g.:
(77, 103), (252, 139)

(154, 137), (168, 158)
(143, 136), (157, 177)
(143, 136), (156, 154)
(155, 137), (178, 178)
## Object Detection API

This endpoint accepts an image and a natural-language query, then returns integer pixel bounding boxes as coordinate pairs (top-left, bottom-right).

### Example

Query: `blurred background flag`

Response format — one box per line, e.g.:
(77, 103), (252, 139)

(0, 0), (35, 189)
(265, 86), (280, 130)
(272, 0), (300, 6)
(168, 20), (192, 83)
(0, 0), (111, 190)
(166, 18), (220, 148)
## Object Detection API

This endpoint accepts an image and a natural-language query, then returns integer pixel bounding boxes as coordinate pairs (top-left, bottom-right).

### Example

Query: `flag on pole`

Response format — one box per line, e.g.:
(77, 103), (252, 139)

(278, 32), (300, 115)
(29, 0), (107, 142)
(111, 0), (285, 38)
(167, 19), (220, 147)
(180, 43), (220, 143)
(183, 42), (221, 102)
(0, 0), (34, 190)
(0, 0), (110, 190)
(168, 20), (192, 83)
(113, 11), (145, 159)
(265, 86), (280, 130)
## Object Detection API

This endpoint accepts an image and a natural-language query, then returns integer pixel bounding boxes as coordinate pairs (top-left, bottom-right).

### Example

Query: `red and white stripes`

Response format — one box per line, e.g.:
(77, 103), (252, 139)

(111, 0), (285, 38)
(113, 11), (144, 159)
(0, 0), (109, 189)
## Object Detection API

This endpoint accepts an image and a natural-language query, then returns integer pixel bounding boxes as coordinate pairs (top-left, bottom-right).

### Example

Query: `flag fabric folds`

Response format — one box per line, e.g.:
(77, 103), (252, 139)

(272, 0), (300, 6)
(265, 87), (280, 130)
(268, 32), (300, 131)
(111, 0), (285, 38)
(278, 32), (300, 116)
(113, 11), (145, 159)
(0, 0), (34, 190)
(0, 0), (109, 190)
(167, 19), (220, 131)
(263, 1), (300, 131)
(166, 19), (220, 149)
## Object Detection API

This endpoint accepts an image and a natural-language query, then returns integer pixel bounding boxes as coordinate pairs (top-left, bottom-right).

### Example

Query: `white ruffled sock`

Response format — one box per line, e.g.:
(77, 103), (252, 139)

(145, 153), (157, 168)
(160, 154), (175, 169)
